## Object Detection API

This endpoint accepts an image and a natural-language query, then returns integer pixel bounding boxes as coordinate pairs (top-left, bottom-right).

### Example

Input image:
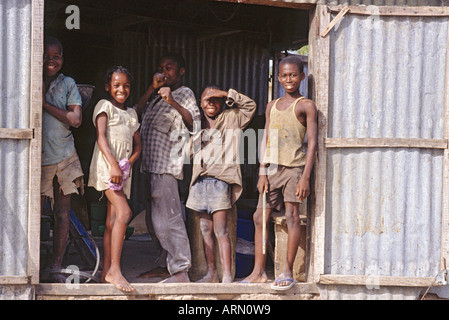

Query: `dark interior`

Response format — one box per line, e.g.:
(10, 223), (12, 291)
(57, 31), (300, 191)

(43, 0), (310, 220)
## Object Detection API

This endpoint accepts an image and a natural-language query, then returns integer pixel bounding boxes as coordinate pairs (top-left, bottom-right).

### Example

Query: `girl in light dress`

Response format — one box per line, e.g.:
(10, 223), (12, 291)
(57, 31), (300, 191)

(88, 66), (141, 292)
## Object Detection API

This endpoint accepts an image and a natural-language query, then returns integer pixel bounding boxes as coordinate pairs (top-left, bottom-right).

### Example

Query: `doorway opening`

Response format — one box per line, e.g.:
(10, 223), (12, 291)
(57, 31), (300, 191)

(40, 0), (312, 294)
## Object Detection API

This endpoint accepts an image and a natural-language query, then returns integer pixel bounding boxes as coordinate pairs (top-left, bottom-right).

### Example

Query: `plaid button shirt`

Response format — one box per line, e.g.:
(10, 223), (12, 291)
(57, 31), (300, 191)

(138, 86), (200, 180)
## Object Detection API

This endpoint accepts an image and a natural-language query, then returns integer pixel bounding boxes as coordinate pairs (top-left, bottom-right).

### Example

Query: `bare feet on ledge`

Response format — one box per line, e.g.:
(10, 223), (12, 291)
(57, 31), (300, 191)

(239, 271), (268, 283)
(196, 271), (219, 283)
(104, 270), (135, 293)
(159, 271), (190, 283)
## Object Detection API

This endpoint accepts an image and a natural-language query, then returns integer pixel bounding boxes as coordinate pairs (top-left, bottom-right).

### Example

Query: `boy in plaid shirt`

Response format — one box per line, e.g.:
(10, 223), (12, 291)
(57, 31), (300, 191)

(134, 52), (200, 283)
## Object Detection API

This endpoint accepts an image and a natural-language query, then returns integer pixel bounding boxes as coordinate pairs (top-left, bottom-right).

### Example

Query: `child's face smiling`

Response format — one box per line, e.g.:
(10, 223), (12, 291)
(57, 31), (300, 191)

(201, 90), (224, 119)
(105, 72), (130, 108)
(43, 44), (63, 78)
(278, 63), (304, 94)
(158, 58), (184, 89)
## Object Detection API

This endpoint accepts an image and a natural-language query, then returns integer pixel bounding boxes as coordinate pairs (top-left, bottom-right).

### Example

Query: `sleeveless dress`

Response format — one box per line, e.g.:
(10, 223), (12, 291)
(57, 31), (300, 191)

(88, 99), (140, 199)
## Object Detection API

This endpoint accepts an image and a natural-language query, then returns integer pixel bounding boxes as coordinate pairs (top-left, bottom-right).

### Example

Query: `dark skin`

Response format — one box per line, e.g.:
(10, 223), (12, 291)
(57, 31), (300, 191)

(242, 62), (317, 287)
(134, 57), (194, 131)
(196, 88), (233, 283)
(41, 43), (82, 281)
(96, 72), (142, 292)
(135, 57), (192, 283)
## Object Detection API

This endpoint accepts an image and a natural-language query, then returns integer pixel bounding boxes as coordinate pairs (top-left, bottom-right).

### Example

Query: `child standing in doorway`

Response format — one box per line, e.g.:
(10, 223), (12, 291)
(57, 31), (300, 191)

(41, 36), (83, 282)
(242, 55), (317, 290)
(88, 66), (141, 292)
(186, 86), (256, 283)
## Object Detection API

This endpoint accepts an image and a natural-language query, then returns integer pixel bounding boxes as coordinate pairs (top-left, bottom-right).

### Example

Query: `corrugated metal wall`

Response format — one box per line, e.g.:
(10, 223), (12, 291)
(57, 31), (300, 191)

(323, 12), (448, 298)
(116, 25), (270, 115)
(0, 0), (32, 277)
(277, 0), (447, 6)
(115, 24), (270, 207)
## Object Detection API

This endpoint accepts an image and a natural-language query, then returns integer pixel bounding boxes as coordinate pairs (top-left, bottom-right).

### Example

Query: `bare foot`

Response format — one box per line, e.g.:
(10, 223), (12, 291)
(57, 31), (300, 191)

(222, 273), (233, 283)
(105, 271), (135, 293)
(159, 271), (190, 283)
(240, 270), (268, 283)
(137, 266), (170, 279)
(196, 271), (219, 283)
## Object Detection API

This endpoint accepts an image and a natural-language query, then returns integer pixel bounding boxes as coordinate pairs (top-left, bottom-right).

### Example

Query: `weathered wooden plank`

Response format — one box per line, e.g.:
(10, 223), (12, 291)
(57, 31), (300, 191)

(27, 0), (44, 285)
(0, 128), (33, 140)
(35, 282), (320, 296)
(325, 137), (448, 149)
(330, 5), (449, 17)
(320, 274), (435, 287)
(0, 276), (30, 285)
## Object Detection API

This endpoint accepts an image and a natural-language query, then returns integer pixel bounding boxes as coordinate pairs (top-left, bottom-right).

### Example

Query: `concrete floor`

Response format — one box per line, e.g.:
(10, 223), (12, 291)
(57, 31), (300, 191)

(41, 231), (273, 284)
(96, 232), (275, 284)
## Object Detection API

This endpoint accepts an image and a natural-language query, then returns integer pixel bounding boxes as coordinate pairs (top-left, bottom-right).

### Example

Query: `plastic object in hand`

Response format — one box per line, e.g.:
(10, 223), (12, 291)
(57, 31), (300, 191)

(108, 159), (131, 191)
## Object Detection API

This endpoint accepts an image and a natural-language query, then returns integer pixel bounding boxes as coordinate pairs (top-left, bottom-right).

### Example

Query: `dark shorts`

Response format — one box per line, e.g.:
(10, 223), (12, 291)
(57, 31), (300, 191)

(257, 165), (304, 212)
(186, 176), (232, 214)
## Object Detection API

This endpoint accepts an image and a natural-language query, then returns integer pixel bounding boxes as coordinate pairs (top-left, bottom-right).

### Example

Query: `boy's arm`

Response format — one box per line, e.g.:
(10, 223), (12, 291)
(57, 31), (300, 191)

(128, 130), (142, 166)
(296, 100), (318, 202)
(134, 73), (166, 117)
(42, 78), (82, 128)
(158, 87), (198, 132)
(43, 101), (82, 128)
(226, 89), (256, 128)
(257, 100), (275, 194)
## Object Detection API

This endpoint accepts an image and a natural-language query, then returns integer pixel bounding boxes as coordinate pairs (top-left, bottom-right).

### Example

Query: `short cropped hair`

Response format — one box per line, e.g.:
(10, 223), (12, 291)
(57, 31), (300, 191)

(279, 55), (304, 73)
(160, 51), (186, 69)
(44, 35), (63, 55)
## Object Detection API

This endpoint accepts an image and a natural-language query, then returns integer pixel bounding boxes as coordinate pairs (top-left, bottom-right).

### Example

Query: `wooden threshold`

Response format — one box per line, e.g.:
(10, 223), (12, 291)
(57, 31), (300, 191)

(35, 282), (319, 297)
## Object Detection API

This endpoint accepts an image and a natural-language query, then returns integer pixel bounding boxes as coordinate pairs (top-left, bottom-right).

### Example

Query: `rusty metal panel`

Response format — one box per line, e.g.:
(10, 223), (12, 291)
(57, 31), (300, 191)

(0, 0), (32, 277)
(323, 12), (448, 298)
(265, 0), (446, 6)
(116, 25), (270, 115)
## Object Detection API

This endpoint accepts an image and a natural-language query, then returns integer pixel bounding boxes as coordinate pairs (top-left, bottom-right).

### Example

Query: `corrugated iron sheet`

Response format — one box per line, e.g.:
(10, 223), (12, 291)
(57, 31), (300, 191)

(273, 0), (447, 6)
(115, 24), (270, 206)
(324, 12), (447, 298)
(116, 25), (270, 115)
(0, 0), (32, 277)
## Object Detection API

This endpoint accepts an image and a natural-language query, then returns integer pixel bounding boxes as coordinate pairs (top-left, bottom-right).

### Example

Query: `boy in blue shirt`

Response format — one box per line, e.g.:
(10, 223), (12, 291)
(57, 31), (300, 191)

(41, 36), (83, 282)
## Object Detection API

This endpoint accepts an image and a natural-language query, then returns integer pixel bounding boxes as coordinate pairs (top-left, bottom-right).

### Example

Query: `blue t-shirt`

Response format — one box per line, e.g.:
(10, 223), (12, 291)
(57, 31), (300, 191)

(42, 73), (82, 165)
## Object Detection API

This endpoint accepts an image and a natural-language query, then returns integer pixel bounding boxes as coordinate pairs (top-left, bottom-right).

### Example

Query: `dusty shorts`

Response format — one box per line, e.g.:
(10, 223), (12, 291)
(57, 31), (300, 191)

(41, 152), (84, 202)
(257, 165), (304, 212)
(186, 176), (232, 214)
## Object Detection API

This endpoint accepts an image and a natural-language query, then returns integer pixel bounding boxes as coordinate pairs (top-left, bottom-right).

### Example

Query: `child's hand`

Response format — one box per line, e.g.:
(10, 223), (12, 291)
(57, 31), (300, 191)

(158, 87), (174, 105)
(257, 175), (269, 195)
(110, 164), (123, 186)
(296, 176), (310, 203)
(202, 88), (228, 100)
(152, 73), (166, 90)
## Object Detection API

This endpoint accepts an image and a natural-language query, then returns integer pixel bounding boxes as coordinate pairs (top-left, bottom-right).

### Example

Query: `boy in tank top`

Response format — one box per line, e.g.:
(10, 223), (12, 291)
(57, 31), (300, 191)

(242, 55), (317, 290)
